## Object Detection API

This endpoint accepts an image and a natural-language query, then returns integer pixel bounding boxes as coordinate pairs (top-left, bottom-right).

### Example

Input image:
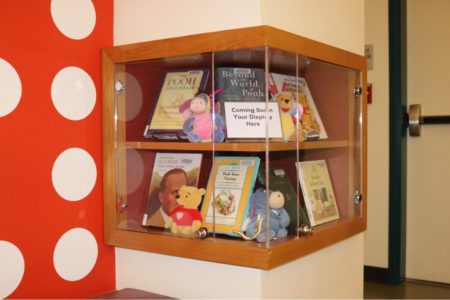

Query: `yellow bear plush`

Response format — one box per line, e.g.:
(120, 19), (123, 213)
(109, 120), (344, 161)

(275, 92), (304, 141)
(164, 185), (205, 235)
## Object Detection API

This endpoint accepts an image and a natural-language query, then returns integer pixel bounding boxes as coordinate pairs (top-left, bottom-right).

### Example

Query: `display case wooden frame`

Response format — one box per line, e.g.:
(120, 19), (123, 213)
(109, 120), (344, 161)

(102, 26), (367, 270)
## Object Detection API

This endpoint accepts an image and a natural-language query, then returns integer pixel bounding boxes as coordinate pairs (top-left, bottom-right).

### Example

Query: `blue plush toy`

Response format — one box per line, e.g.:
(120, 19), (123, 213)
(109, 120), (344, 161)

(182, 93), (225, 143)
(236, 187), (290, 242)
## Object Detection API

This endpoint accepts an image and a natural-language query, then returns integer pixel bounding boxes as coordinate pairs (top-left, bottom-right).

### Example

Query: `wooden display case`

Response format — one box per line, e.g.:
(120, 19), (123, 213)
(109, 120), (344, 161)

(102, 26), (367, 270)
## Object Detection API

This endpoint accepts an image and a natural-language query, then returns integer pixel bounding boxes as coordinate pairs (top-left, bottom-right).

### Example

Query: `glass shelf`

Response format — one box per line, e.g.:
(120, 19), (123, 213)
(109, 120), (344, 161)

(124, 140), (350, 151)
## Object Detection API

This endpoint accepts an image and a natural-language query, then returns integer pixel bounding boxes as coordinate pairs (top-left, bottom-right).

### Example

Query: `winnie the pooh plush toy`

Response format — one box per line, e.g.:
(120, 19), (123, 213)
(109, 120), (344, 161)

(274, 92), (304, 141)
(164, 185), (205, 235)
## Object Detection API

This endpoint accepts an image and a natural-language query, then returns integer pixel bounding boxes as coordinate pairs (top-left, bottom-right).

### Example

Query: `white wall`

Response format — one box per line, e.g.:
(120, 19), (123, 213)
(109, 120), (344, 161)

(114, 0), (262, 45)
(114, 0), (365, 298)
(363, 0), (389, 268)
(261, 0), (364, 54)
(261, 235), (364, 299)
(116, 250), (262, 298)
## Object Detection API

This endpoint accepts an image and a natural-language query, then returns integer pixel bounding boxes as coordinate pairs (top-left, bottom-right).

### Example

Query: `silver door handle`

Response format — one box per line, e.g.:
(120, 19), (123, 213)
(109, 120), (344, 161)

(408, 104), (450, 136)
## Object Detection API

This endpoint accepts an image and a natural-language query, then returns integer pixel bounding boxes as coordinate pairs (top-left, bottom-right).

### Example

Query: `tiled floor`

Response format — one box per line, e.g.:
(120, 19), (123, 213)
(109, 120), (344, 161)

(364, 279), (450, 299)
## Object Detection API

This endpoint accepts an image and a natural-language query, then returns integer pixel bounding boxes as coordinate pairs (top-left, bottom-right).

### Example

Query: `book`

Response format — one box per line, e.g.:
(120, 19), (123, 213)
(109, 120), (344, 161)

(296, 160), (339, 226)
(200, 156), (260, 236)
(215, 67), (266, 104)
(268, 72), (327, 140)
(143, 69), (209, 140)
(142, 152), (203, 228)
(256, 167), (310, 234)
(215, 67), (271, 138)
(215, 67), (282, 139)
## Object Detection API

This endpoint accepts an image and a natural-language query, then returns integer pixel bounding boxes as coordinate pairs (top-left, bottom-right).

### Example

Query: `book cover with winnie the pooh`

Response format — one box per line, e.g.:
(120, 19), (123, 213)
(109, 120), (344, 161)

(201, 156), (260, 236)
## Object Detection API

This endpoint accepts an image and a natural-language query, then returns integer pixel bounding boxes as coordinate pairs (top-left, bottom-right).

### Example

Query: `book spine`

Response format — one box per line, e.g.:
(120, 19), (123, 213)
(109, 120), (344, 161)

(242, 158), (260, 224)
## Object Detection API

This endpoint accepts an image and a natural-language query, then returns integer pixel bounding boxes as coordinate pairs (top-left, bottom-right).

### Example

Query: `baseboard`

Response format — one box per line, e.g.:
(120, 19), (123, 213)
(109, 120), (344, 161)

(364, 265), (389, 283)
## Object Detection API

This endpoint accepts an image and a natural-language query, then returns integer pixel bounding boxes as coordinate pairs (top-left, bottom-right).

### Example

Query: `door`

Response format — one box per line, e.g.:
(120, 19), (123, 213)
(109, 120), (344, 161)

(405, 0), (450, 284)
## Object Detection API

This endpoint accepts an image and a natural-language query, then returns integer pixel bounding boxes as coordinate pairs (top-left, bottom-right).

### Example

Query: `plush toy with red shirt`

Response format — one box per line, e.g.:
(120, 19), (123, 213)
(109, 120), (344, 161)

(275, 92), (304, 141)
(165, 185), (205, 235)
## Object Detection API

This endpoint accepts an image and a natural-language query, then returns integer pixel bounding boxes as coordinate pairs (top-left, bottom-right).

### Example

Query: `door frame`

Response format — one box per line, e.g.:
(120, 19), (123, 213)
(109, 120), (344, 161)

(388, 0), (407, 285)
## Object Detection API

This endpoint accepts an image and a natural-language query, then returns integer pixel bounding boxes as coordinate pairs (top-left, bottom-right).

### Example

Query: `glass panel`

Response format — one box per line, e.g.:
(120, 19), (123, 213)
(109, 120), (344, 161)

(113, 53), (214, 239)
(265, 47), (304, 245)
(208, 47), (267, 241)
(297, 55), (363, 228)
(111, 45), (363, 248)
(352, 71), (363, 220)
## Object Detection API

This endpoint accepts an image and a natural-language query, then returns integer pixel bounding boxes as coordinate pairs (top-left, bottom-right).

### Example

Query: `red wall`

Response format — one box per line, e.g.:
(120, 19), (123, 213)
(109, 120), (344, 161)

(0, 1), (115, 298)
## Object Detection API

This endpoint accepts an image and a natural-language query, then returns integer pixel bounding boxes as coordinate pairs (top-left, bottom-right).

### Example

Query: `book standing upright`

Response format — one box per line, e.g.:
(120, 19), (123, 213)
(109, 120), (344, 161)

(215, 67), (283, 139)
(200, 156), (260, 235)
(256, 167), (310, 233)
(296, 160), (340, 226)
(144, 69), (209, 140)
(268, 72), (328, 140)
(142, 152), (203, 228)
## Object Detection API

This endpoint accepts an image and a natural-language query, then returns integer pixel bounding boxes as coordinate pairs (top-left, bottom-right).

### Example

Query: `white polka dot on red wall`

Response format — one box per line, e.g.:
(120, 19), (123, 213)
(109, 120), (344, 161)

(0, 58), (22, 117)
(52, 147), (97, 201)
(51, 66), (96, 121)
(0, 241), (25, 298)
(53, 228), (98, 281)
(50, 0), (96, 40)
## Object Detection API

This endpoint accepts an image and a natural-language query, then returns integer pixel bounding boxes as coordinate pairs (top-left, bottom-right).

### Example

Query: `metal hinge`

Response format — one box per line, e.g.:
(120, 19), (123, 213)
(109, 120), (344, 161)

(353, 86), (362, 97)
(117, 198), (127, 212)
(115, 80), (125, 95)
(353, 190), (362, 205)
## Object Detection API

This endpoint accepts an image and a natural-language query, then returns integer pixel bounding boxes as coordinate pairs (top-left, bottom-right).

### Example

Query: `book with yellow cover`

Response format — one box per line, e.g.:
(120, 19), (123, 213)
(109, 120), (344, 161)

(143, 69), (208, 139)
(200, 156), (260, 236)
(268, 73), (327, 140)
(296, 160), (339, 226)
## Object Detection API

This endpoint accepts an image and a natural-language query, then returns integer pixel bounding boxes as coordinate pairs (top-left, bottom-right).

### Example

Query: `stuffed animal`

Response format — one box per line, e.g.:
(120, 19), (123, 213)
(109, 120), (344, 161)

(235, 187), (290, 242)
(164, 185), (205, 235)
(182, 93), (225, 143)
(274, 92), (304, 141)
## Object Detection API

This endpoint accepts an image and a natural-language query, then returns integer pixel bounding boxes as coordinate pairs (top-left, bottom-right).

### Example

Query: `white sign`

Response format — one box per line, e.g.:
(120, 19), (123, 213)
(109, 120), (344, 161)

(224, 102), (282, 139)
